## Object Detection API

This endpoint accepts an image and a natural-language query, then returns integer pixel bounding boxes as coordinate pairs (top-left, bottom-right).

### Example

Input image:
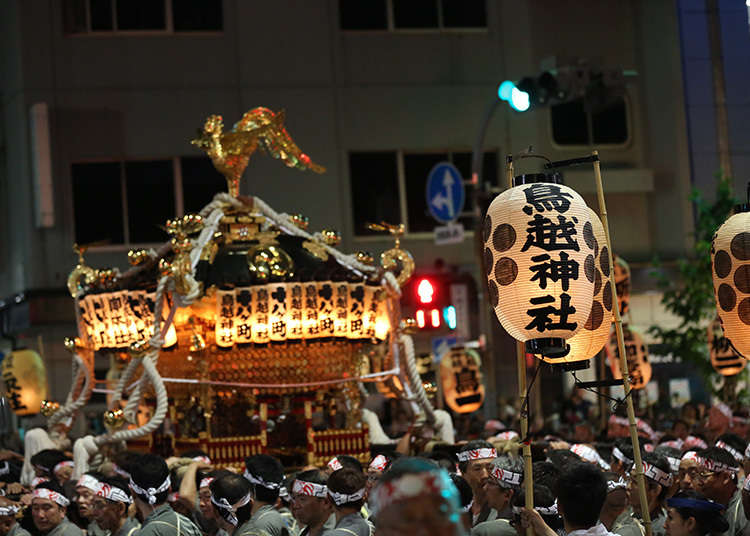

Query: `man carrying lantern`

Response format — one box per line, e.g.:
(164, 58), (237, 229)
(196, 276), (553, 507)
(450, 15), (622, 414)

(457, 441), (498, 526)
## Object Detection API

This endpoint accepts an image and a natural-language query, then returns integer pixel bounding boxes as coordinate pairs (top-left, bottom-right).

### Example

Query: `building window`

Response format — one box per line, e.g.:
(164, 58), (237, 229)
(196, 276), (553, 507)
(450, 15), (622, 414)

(550, 96), (629, 146)
(349, 150), (497, 237)
(63, 0), (222, 34)
(71, 156), (226, 246)
(339, 0), (486, 31)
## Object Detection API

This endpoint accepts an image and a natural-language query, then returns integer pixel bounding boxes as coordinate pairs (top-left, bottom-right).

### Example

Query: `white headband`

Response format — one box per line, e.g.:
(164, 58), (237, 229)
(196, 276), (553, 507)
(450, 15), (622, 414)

(716, 441), (744, 464)
(77, 475), (100, 492)
(513, 502), (558, 516)
(370, 471), (458, 517)
(199, 477), (215, 489)
(695, 455), (740, 475)
(571, 444), (610, 470)
(129, 476), (171, 505)
(369, 455), (389, 472)
(193, 456), (211, 464)
(0, 505), (20, 516)
(457, 448), (497, 462)
(681, 451), (699, 463)
(243, 470), (281, 490)
(660, 439), (684, 450)
(292, 479), (328, 498)
(744, 475), (750, 492)
(607, 478), (628, 492)
(637, 419), (655, 440)
(642, 462), (673, 488)
(327, 458), (343, 471)
(95, 482), (132, 504)
(609, 415), (629, 426)
(211, 492), (252, 526)
(715, 402), (732, 419)
(0, 462), (9, 477)
(745, 444), (750, 460)
(31, 477), (49, 488)
(53, 461), (74, 475)
(612, 447), (633, 467)
(32, 488), (70, 507)
(489, 465), (523, 488)
(666, 456), (681, 472)
(328, 488), (366, 506)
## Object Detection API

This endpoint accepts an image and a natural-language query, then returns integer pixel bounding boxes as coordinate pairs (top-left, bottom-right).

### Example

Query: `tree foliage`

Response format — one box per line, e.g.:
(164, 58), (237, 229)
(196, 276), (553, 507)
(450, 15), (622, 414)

(649, 176), (738, 379)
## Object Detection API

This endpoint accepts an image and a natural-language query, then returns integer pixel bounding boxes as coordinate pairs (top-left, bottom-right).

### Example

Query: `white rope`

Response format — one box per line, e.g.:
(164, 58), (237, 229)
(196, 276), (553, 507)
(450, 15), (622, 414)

(48, 350), (93, 427)
(401, 334), (437, 426)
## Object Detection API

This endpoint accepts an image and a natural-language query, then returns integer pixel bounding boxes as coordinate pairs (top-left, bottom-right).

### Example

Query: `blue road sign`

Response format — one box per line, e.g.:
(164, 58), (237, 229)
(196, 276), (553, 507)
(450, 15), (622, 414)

(432, 336), (458, 364)
(426, 162), (464, 224)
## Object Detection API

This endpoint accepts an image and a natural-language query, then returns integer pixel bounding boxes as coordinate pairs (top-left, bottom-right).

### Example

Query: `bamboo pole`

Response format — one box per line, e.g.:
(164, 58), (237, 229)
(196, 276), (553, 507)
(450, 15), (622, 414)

(591, 151), (652, 536)
(506, 155), (534, 536)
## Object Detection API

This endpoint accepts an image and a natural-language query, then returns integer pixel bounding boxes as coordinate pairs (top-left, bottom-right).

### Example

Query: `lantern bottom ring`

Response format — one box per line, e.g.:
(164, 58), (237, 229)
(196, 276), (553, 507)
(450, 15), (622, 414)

(551, 360), (591, 372)
(526, 338), (568, 358)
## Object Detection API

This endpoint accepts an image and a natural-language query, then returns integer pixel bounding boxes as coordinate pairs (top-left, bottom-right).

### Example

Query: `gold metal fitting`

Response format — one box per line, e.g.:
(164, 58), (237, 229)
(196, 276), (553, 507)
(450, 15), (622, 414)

(127, 248), (150, 266)
(129, 340), (148, 358)
(103, 408), (126, 429)
(320, 229), (341, 246)
(355, 251), (374, 265)
(40, 400), (61, 417)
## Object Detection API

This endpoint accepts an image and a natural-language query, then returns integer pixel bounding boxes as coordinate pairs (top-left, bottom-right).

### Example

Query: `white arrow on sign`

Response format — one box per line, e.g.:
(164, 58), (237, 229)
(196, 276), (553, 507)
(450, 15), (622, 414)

(431, 169), (456, 218)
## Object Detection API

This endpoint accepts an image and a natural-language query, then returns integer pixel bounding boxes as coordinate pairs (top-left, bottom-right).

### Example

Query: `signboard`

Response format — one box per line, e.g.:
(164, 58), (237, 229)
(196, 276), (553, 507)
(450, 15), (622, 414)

(434, 222), (465, 245)
(426, 162), (464, 223)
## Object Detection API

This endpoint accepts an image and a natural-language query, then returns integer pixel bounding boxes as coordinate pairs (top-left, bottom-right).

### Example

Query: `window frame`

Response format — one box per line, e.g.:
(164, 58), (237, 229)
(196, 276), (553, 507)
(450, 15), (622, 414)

(71, 156), (184, 251)
(63, 0), (224, 37)
(340, 0), (488, 34)
(350, 148), (498, 241)
(547, 92), (633, 151)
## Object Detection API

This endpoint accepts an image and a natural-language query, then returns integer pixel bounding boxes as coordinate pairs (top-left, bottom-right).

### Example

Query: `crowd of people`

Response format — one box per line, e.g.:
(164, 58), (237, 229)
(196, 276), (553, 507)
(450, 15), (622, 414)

(0, 399), (746, 536)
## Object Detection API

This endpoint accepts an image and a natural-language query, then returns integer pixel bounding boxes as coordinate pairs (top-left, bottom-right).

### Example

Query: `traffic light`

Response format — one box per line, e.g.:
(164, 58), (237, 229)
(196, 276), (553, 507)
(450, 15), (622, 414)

(402, 275), (456, 331)
(498, 63), (629, 113)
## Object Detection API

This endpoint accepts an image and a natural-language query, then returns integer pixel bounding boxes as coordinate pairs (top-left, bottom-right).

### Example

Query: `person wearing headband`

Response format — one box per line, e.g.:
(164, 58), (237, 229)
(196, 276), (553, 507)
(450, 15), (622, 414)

(610, 440), (636, 479)
(521, 462), (613, 536)
(73, 471), (108, 536)
(677, 451), (700, 492)
(0, 496), (30, 536)
(129, 454), (201, 536)
(365, 454), (392, 493)
(31, 481), (81, 536)
(714, 434), (747, 468)
(690, 447), (746, 536)
(664, 490), (728, 536)
(277, 475), (301, 536)
(325, 469), (371, 536)
(457, 441), (498, 526)
(706, 403), (732, 444)
(209, 474), (255, 536)
(242, 455), (286, 536)
(325, 456), (362, 476)
(177, 462), (228, 536)
(30, 451), (69, 481)
(628, 452), (671, 536)
(90, 476), (139, 536)
(599, 473), (643, 536)
(371, 458), (464, 536)
(654, 446), (682, 499)
(512, 485), (561, 536)
(290, 470), (334, 536)
(52, 461), (74, 487)
(471, 455), (524, 536)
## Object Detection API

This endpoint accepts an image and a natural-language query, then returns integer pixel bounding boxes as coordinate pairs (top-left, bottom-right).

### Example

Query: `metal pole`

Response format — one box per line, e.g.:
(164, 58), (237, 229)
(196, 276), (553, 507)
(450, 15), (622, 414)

(506, 155), (534, 536)
(591, 150), (652, 536)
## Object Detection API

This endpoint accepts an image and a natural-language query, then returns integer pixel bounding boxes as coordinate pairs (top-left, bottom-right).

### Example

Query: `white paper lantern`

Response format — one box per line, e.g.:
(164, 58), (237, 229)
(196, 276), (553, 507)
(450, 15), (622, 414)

(712, 211), (750, 357)
(484, 177), (596, 356)
(542, 208), (613, 366)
